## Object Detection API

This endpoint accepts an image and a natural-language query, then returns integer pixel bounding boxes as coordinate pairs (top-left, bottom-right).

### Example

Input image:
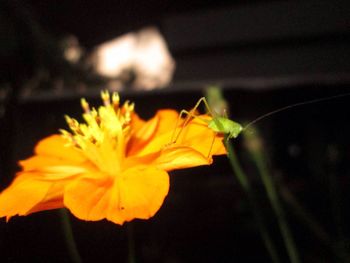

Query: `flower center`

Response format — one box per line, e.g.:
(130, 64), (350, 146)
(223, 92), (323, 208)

(61, 91), (134, 176)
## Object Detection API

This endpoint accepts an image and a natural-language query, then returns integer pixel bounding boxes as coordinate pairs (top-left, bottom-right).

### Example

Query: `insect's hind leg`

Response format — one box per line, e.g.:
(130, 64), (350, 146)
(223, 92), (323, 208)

(168, 97), (214, 147)
(169, 109), (209, 145)
(207, 130), (218, 159)
(168, 97), (210, 144)
(174, 107), (217, 159)
(193, 97), (215, 116)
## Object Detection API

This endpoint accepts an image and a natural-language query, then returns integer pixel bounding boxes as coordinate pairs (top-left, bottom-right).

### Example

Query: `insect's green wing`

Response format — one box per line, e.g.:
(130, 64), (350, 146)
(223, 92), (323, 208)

(208, 116), (225, 133)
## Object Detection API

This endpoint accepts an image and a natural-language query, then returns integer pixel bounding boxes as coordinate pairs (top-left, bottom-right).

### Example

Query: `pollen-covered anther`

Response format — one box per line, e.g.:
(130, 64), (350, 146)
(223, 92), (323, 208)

(62, 91), (137, 152)
(112, 92), (120, 109)
(60, 129), (76, 146)
(81, 98), (90, 113)
(101, 90), (111, 106)
(128, 102), (135, 112)
(120, 103), (133, 125)
(121, 101), (134, 118)
(65, 116), (81, 133)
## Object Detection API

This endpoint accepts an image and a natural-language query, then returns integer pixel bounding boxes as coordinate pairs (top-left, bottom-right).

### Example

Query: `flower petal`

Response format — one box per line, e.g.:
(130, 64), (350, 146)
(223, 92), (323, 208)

(0, 172), (61, 220)
(128, 110), (181, 156)
(134, 115), (226, 159)
(20, 155), (91, 175)
(127, 112), (159, 156)
(64, 172), (112, 222)
(34, 135), (86, 163)
(153, 146), (211, 171)
(115, 166), (169, 223)
(20, 155), (73, 171)
(178, 116), (227, 156)
(64, 166), (169, 225)
(123, 147), (210, 171)
(151, 110), (180, 135)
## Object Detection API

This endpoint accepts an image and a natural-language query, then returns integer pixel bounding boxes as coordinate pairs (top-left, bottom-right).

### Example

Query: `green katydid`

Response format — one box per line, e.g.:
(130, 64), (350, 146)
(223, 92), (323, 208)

(169, 91), (350, 157)
(169, 97), (242, 157)
(170, 97), (242, 142)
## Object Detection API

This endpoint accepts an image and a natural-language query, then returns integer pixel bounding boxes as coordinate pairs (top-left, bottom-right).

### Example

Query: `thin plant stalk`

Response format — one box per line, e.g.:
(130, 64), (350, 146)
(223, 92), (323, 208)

(127, 222), (136, 263)
(279, 179), (350, 262)
(244, 130), (300, 263)
(59, 208), (82, 263)
(204, 87), (281, 263)
(224, 138), (281, 263)
(278, 182), (330, 244)
(327, 145), (350, 262)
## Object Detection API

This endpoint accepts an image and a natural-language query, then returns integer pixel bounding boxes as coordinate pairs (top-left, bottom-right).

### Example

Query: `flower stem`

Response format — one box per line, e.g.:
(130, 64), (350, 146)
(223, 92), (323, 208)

(278, 181), (330, 244)
(279, 178), (350, 262)
(204, 87), (281, 263)
(244, 129), (300, 263)
(224, 138), (281, 263)
(127, 222), (136, 263)
(327, 145), (350, 263)
(59, 209), (82, 263)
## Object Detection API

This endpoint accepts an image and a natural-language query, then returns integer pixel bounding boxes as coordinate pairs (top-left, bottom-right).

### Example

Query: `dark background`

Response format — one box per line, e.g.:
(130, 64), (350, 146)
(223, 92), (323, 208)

(1, 0), (350, 262)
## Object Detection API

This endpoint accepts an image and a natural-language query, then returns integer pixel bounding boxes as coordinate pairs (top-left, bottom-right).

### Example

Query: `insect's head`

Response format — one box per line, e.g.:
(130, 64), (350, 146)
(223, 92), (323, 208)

(228, 122), (243, 139)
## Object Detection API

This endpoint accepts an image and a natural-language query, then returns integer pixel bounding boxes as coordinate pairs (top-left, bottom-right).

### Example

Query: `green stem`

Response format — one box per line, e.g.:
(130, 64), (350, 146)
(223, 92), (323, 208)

(204, 87), (280, 262)
(279, 183), (330, 244)
(224, 138), (281, 263)
(249, 147), (300, 263)
(279, 179), (350, 263)
(328, 167), (350, 262)
(127, 222), (136, 263)
(59, 209), (82, 263)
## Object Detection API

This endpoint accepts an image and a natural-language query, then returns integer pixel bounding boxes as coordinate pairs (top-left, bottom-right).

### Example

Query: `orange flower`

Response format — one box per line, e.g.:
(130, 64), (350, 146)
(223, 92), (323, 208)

(0, 91), (226, 224)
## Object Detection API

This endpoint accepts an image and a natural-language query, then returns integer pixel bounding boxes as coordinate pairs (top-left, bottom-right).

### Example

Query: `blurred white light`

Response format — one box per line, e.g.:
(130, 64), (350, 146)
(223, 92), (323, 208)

(94, 33), (136, 78)
(92, 27), (175, 90)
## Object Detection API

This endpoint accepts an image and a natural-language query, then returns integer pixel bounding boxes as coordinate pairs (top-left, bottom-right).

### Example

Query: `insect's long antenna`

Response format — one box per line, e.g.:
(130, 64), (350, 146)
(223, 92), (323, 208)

(244, 92), (350, 130)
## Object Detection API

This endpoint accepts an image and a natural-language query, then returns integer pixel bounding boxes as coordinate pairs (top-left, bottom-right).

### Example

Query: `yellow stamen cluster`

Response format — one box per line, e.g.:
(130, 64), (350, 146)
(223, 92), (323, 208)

(61, 91), (135, 150)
